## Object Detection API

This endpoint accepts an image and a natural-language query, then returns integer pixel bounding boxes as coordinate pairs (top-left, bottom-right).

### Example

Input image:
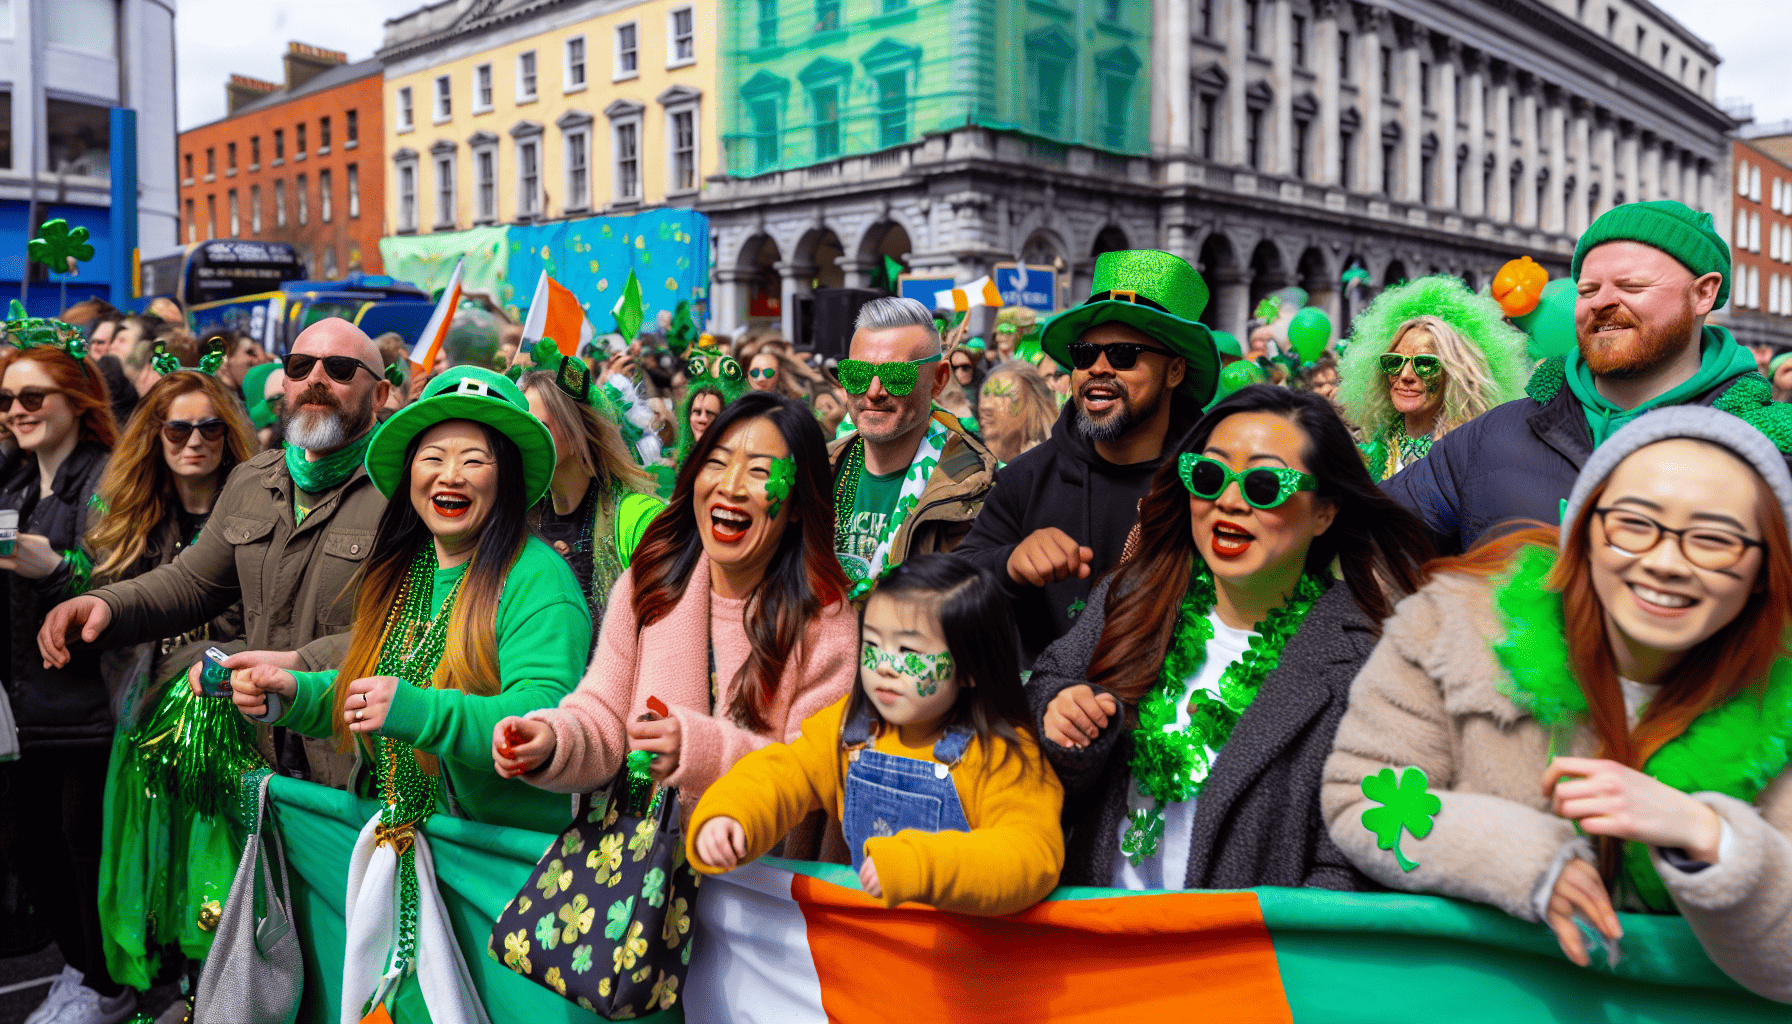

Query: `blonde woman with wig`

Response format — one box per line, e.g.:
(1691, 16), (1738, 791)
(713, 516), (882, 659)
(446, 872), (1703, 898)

(979, 360), (1058, 465)
(1336, 275), (1529, 481)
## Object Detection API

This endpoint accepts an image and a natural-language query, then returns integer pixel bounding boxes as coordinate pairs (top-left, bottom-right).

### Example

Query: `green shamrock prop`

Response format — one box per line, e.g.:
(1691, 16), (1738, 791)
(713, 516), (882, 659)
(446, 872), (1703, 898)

(763, 456), (795, 520)
(28, 219), (95, 272)
(1360, 766), (1441, 872)
(1253, 295), (1282, 324)
(151, 340), (181, 375)
(198, 334), (227, 375)
(666, 300), (698, 357)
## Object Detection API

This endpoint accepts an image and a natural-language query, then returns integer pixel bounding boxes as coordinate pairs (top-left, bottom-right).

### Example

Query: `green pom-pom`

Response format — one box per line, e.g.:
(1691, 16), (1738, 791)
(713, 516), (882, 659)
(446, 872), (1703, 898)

(1738, 400), (1792, 453)
(1714, 372), (1772, 415)
(1525, 355), (1568, 404)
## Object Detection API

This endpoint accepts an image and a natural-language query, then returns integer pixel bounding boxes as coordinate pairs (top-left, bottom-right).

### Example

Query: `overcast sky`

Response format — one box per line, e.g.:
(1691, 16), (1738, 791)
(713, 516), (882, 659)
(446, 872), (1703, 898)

(174, 0), (1792, 132)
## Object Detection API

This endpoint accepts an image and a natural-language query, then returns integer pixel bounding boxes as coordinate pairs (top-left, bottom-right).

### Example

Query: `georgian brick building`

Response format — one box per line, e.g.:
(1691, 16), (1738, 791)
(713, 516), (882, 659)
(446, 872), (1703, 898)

(178, 43), (386, 277)
(1724, 135), (1792, 351)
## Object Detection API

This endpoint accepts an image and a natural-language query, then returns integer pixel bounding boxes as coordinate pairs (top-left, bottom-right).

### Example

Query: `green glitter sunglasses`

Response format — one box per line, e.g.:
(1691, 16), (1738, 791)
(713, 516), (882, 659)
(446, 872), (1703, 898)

(835, 353), (943, 396)
(861, 642), (955, 697)
(1379, 353), (1444, 379)
(1179, 453), (1317, 509)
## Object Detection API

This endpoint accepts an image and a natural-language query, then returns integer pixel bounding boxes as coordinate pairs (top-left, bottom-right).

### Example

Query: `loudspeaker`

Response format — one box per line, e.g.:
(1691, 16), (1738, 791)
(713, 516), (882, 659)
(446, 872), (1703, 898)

(809, 288), (884, 360)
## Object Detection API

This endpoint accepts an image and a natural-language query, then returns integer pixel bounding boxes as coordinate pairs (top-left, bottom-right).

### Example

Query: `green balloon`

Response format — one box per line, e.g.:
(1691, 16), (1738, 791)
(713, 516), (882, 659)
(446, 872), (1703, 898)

(1217, 360), (1268, 398)
(1287, 307), (1333, 362)
(1514, 278), (1578, 361)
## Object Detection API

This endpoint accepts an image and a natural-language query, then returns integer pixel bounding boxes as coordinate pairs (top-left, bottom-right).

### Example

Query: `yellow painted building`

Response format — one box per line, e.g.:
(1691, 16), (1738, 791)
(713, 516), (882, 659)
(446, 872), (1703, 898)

(377, 0), (717, 234)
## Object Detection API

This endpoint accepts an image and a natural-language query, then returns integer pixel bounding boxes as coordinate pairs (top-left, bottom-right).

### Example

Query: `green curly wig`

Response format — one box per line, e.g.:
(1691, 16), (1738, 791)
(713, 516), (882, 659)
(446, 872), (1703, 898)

(1337, 275), (1531, 440)
(676, 351), (750, 465)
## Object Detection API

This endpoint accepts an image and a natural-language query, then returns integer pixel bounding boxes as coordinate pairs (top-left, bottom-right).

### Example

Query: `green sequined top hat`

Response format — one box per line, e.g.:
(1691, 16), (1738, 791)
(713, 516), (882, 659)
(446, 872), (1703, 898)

(364, 365), (557, 504)
(1040, 249), (1220, 405)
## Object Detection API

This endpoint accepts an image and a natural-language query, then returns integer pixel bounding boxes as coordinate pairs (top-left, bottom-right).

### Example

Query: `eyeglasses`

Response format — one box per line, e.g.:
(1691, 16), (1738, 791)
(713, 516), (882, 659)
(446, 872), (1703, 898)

(284, 352), (380, 385)
(835, 354), (943, 396)
(1379, 353), (1444, 380)
(1066, 341), (1175, 371)
(952, 361), (976, 372)
(749, 367), (777, 379)
(1179, 453), (1317, 509)
(0, 387), (64, 413)
(163, 418), (228, 446)
(1594, 507), (1764, 573)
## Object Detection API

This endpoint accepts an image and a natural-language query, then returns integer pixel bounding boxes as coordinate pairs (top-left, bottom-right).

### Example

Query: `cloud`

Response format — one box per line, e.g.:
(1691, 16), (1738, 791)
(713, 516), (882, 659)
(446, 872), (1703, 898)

(1650, 0), (1792, 126)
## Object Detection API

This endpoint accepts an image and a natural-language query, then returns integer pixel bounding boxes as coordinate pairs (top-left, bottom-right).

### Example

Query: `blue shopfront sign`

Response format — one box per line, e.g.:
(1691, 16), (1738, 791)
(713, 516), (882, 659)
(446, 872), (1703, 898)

(994, 264), (1056, 312)
(898, 276), (956, 311)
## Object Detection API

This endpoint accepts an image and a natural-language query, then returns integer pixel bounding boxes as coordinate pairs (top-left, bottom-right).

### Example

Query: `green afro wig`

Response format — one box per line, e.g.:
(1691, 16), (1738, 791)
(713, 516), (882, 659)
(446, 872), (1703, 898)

(676, 351), (750, 465)
(1336, 275), (1530, 441)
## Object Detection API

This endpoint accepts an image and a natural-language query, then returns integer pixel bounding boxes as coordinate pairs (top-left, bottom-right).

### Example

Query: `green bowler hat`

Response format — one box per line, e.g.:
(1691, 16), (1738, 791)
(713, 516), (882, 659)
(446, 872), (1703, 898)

(1040, 249), (1220, 405)
(365, 365), (557, 505)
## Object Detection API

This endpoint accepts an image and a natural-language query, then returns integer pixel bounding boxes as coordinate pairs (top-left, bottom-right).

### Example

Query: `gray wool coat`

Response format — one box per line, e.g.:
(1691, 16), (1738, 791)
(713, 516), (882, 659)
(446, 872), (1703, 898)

(1323, 570), (1792, 1005)
(1027, 575), (1377, 892)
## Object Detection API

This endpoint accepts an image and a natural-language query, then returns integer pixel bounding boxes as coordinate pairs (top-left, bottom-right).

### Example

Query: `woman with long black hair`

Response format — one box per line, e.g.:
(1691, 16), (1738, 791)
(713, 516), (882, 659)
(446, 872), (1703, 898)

(1028, 385), (1436, 891)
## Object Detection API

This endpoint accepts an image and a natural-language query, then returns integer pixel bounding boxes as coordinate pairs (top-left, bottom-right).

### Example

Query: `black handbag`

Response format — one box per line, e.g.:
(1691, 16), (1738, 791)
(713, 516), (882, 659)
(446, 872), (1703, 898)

(489, 757), (701, 1020)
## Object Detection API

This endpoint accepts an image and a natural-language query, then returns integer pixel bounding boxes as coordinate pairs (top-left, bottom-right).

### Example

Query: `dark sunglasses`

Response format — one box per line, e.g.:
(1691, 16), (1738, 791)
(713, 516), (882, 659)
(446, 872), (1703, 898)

(835, 354), (942, 396)
(1379, 353), (1444, 379)
(0, 387), (64, 413)
(284, 352), (380, 384)
(1065, 341), (1174, 371)
(163, 418), (228, 445)
(1179, 454), (1317, 509)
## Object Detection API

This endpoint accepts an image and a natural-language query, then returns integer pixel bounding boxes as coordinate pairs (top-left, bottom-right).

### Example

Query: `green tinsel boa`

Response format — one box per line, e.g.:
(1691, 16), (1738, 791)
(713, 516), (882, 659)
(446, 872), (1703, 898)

(1491, 544), (1792, 911)
(284, 428), (373, 493)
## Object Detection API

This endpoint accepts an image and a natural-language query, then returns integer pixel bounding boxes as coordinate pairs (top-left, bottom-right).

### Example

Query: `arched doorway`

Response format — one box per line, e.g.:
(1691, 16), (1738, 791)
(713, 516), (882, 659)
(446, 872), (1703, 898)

(1198, 231), (1243, 337)
(738, 233), (783, 329)
(1247, 240), (1289, 315)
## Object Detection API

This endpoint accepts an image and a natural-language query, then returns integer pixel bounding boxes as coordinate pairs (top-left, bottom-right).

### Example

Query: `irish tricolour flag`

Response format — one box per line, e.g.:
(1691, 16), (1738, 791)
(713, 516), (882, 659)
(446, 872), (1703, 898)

(520, 270), (594, 357)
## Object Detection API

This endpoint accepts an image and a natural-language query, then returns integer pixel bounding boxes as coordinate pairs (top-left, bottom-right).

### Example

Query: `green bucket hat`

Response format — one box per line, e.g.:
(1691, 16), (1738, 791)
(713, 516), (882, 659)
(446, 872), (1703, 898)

(364, 365), (557, 505)
(241, 362), (282, 430)
(1040, 249), (1219, 404)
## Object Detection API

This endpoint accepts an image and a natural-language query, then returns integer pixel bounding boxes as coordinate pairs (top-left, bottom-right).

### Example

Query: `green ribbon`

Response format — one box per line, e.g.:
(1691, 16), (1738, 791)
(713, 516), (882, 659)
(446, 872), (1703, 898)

(284, 430), (373, 494)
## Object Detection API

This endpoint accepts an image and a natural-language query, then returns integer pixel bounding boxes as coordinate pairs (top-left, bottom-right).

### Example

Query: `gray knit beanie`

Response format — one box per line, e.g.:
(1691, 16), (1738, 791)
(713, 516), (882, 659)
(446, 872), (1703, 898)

(1561, 405), (1792, 548)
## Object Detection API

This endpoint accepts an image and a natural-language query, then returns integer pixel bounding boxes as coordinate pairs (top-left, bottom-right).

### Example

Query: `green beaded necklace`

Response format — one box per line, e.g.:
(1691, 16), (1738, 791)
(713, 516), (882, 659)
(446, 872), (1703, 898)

(1121, 563), (1327, 865)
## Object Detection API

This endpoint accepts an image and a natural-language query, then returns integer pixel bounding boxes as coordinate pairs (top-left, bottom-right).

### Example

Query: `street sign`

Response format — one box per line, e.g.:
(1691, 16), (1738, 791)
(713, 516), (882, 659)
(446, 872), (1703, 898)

(898, 275), (956, 310)
(993, 263), (1057, 312)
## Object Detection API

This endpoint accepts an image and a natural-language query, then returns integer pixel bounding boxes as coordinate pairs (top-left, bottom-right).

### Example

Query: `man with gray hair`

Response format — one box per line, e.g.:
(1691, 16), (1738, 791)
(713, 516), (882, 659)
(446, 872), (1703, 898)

(39, 317), (393, 785)
(828, 296), (996, 593)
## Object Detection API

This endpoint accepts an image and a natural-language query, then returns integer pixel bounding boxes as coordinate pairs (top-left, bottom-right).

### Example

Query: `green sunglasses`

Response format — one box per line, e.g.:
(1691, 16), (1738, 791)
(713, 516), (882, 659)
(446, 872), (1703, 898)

(835, 353), (943, 396)
(1179, 453), (1317, 509)
(1379, 353), (1444, 379)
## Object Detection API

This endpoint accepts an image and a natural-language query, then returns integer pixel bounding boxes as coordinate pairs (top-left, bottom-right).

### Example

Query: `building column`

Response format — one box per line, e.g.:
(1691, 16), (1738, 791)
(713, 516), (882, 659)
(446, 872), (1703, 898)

(1542, 89), (1564, 235)
(1358, 6), (1386, 196)
(1568, 102), (1592, 234)
(1463, 51), (1485, 217)
(1210, 267), (1254, 338)
(1161, 0), (1192, 181)
(836, 259), (877, 289)
(1698, 159), (1715, 214)
(1682, 155), (1698, 208)
(775, 261), (816, 342)
(1396, 18), (1422, 204)
(1594, 109), (1615, 221)
(1619, 120), (1639, 205)
(1437, 39), (1459, 210)
(1315, 0), (1342, 187)
(1224, 0), (1248, 166)
(1516, 74), (1538, 227)
(709, 268), (752, 337)
(1490, 61), (1512, 224)
(1269, 0), (1294, 176)
(1640, 133), (1660, 201)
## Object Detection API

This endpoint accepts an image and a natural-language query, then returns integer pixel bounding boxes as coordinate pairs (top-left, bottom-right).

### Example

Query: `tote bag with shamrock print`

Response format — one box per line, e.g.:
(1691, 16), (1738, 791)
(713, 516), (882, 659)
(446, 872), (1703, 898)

(488, 769), (700, 1020)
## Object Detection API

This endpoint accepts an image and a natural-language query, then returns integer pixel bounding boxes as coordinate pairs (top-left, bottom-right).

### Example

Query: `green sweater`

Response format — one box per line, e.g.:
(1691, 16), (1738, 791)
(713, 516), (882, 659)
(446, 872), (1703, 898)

(283, 537), (592, 831)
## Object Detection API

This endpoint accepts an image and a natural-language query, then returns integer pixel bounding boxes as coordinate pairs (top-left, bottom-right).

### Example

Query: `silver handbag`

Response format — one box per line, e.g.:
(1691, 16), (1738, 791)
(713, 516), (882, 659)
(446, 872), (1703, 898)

(193, 771), (303, 1024)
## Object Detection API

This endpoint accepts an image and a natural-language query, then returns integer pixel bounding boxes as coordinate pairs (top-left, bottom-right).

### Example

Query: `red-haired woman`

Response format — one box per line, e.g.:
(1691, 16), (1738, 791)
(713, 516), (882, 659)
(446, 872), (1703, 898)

(0, 339), (130, 1022)
(1029, 386), (1436, 892)
(496, 391), (858, 845)
(1324, 406), (1792, 1004)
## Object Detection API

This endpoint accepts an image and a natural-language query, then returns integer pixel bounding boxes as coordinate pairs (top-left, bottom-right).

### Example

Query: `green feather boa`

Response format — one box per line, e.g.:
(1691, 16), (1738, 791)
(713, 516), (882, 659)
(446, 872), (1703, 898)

(1491, 544), (1792, 911)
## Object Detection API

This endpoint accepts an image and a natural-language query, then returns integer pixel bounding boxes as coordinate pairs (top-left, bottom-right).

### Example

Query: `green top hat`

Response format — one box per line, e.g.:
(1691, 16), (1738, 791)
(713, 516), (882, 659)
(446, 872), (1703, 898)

(1040, 249), (1219, 404)
(365, 365), (557, 505)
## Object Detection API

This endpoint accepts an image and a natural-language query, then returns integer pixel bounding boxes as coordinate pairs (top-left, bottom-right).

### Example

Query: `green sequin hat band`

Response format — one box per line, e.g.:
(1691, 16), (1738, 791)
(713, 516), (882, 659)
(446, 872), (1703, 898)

(861, 642), (954, 687)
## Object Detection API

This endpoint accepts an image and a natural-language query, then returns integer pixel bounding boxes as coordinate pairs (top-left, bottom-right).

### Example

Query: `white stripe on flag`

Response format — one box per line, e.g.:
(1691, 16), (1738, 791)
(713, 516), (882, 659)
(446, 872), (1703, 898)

(518, 270), (551, 344)
(684, 862), (827, 1024)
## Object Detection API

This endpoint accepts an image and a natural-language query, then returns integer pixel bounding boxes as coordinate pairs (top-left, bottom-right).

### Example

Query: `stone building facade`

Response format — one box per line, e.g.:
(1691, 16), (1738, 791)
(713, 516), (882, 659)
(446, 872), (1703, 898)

(700, 0), (1736, 342)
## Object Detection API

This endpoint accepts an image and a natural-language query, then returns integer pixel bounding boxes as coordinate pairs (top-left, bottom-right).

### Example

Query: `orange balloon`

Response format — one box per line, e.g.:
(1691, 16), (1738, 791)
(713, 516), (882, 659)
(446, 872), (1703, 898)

(1491, 256), (1548, 318)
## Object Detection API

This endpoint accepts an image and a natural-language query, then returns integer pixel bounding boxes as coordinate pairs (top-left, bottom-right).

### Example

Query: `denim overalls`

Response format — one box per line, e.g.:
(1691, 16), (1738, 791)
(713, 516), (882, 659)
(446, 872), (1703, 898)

(839, 703), (973, 869)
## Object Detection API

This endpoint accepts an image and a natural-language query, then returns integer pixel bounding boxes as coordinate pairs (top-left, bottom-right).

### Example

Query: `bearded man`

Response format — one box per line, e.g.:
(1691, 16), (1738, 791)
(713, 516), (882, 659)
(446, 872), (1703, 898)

(39, 317), (392, 785)
(956, 250), (1220, 664)
(1387, 200), (1792, 553)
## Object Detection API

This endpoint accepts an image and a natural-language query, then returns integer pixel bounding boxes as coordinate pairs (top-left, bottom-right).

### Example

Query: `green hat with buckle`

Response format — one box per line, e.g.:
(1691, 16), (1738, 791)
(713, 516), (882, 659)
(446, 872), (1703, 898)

(1040, 249), (1219, 404)
(364, 365), (557, 505)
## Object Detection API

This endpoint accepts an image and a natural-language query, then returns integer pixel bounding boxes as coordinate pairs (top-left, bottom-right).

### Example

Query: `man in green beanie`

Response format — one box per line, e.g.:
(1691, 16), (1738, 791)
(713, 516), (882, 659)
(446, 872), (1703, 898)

(1387, 199), (1792, 552)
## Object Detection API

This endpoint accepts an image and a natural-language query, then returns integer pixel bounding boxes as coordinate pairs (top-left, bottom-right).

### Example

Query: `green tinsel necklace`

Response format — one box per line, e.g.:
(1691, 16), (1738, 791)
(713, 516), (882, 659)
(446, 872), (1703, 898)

(1122, 562), (1328, 865)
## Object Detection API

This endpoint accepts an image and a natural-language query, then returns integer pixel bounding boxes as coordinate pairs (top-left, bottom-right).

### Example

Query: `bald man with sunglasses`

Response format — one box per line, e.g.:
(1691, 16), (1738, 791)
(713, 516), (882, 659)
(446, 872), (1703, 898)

(39, 318), (394, 786)
(827, 297), (997, 594)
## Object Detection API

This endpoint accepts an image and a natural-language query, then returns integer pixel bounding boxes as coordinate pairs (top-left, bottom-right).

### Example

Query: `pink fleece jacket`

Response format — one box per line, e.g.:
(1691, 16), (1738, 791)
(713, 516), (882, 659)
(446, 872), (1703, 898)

(525, 553), (858, 805)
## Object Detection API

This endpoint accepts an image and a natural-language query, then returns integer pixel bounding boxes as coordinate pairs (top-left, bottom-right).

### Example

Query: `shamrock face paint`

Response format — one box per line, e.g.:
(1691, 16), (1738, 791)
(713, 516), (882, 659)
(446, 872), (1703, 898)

(762, 455), (796, 520)
(859, 590), (961, 734)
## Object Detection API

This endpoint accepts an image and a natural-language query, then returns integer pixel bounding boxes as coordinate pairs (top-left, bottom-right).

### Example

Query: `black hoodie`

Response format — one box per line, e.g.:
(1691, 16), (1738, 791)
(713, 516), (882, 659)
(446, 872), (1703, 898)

(956, 395), (1201, 665)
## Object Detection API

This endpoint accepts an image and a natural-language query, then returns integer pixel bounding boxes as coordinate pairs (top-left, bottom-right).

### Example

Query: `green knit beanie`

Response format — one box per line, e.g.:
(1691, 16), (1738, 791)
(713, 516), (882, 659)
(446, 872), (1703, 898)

(1570, 200), (1730, 309)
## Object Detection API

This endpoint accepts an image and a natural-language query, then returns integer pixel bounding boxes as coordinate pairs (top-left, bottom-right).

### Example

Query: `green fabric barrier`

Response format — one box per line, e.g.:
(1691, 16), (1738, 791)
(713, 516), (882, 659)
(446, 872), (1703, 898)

(269, 776), (677, 1024)
(765, 858), (1787, 1023)
(378, 226), (512, 308)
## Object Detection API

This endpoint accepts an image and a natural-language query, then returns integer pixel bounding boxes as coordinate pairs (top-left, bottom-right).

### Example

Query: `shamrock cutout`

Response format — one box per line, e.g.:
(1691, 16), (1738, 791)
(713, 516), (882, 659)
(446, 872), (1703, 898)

(604, 895), (636, 940)
(1360, 765), (1441, 872)
(558, 893), (595, 942)
(502, 929), (532, 974)
(640, 867), (667, 907)
(27, 219), (95, 272)
(763, 456), (796, 520)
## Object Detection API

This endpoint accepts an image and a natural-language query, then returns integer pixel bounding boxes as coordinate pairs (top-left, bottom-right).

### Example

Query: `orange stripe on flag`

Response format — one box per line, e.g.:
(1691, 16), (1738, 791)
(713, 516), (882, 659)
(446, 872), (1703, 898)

(980, 277), (1005, 307)
(790, 874), (1292, 1023)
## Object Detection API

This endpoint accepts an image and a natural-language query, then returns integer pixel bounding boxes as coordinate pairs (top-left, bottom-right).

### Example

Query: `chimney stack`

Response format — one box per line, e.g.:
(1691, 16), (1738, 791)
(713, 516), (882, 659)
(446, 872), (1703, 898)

(283, 41), (348, 92)
(226, 74), (280, 115)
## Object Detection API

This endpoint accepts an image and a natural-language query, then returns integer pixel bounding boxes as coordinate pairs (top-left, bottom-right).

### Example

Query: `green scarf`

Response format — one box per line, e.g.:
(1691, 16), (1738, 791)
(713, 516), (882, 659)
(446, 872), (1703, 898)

(1491, 544), (1792, 911)
(284, 429), (373, 495)
(1563, 324), (1758, 448)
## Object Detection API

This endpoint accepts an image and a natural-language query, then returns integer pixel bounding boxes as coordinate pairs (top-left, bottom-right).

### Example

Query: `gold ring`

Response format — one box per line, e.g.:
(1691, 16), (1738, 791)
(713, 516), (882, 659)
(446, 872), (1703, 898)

(355, 708), (365, 722)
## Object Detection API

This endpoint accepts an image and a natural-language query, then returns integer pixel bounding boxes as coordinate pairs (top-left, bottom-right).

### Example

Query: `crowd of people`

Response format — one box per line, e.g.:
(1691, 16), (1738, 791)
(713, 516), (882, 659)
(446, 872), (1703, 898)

(0, 197), (1788, 1023)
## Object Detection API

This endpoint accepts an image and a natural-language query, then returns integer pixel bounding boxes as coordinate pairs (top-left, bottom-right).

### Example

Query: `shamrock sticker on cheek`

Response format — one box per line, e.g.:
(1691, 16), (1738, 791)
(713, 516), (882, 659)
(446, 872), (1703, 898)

(763, 456), (796, 520)
(861, 642), (955, 697)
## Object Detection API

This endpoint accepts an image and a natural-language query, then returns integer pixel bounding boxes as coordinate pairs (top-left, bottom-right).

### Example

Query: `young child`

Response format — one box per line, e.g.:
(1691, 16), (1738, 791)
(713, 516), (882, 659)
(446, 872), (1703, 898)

(689, 555), (1065, 916)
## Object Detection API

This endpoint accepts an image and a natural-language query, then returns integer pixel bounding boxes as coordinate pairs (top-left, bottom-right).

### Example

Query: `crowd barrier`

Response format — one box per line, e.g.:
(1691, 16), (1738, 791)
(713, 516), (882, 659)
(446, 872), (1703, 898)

(265, 776), (1785, 1023)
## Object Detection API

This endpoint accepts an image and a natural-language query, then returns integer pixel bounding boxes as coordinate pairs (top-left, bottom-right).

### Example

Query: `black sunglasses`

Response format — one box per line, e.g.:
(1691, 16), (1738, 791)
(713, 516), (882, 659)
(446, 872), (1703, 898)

(284, 352), (380, 384)
(1065, 341), (1175, 371)
(163, 418), (228, 446)
(0, 387), (64, 413)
